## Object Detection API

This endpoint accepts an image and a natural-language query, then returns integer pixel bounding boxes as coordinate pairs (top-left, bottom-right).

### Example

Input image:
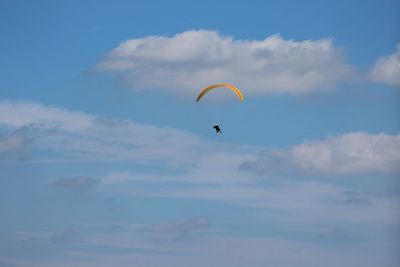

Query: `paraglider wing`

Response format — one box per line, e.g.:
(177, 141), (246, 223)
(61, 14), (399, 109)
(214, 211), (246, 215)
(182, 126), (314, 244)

(195, 83), (244, 102)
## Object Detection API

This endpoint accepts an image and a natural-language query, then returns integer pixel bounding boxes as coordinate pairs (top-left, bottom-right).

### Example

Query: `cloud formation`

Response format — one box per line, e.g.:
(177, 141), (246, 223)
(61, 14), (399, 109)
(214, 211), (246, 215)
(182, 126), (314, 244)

(242, 132), (400, 176)
(1, 99), (398, 267)
(2, 100), (399, 179)
(0, 100), (209, 165)
(371, 43), (400, 86)
(2, 99), (399, 183)
(95, 30), (354, 96)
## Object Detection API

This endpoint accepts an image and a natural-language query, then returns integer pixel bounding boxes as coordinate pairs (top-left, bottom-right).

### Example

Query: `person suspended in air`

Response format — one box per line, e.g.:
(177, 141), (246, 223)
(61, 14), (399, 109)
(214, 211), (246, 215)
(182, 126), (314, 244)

(213, 125), (222, 134)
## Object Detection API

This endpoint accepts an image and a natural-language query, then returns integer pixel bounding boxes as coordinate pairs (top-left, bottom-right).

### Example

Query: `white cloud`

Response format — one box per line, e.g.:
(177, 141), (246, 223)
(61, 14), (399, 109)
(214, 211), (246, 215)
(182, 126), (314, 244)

(0, 100), (93, 132)
(95, 30), (354, 96)
(371, 44), (400, 86)
(0, 100), (211, 165)
(242, 132), (400, 175)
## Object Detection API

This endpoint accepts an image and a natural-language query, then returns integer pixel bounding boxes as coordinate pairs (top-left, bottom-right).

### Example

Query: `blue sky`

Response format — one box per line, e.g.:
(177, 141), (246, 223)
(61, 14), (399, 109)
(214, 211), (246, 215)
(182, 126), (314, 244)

(0, 1), (399, 266)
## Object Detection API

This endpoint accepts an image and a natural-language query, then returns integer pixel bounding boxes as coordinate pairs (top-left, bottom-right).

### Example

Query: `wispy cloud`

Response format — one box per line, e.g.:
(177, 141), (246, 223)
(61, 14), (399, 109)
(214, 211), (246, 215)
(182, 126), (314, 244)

(0, 100), (211, 165)
(242, 132), (400, 176)
(96, 167), (400, 237)
(0, 100), (93, 132)
(95, 30), (354, 96)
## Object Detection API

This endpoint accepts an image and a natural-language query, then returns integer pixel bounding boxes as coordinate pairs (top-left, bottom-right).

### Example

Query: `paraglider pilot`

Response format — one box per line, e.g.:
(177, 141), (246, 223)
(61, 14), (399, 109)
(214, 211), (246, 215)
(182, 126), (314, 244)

(213, 125), (222, 134)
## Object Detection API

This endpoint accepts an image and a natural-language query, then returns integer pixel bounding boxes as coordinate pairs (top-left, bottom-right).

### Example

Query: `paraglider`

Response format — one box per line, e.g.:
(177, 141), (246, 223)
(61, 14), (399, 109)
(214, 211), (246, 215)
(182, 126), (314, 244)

(195, 83), (244, 102)
(195, 83), (244, 134)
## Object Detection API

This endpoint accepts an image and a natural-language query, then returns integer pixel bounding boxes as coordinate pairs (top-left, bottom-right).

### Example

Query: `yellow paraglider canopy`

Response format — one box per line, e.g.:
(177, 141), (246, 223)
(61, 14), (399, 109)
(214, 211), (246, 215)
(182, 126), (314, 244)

(195, 83), (244, 102)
